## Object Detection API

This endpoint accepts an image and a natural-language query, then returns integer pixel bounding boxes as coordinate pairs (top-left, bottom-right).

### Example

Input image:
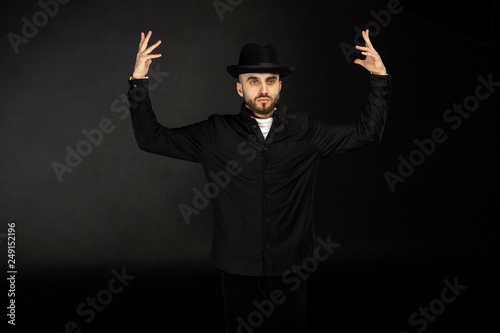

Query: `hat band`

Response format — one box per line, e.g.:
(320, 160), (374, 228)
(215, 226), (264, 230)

(238, 62), (280, 66)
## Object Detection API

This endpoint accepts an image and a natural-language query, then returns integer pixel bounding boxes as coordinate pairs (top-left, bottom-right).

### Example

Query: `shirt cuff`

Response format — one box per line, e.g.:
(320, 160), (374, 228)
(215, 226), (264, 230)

(128, 77), (149, 89)
(369, 72), (392, 89)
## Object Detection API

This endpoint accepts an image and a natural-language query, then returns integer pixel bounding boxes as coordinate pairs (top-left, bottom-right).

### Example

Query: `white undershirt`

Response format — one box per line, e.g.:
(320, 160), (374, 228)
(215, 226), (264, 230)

(251, 116), (274, 139)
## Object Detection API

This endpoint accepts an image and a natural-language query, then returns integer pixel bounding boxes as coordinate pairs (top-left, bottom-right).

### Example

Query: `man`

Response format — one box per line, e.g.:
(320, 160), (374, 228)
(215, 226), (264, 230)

(127, 30), (390, 333)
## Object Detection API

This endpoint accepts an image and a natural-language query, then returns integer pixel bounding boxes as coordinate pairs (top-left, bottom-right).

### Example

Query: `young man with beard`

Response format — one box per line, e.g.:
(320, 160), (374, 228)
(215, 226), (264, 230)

(128, 30), (390, 333)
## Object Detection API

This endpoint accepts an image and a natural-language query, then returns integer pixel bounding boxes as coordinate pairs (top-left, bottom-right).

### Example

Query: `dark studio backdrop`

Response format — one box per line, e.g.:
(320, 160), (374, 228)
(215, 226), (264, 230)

(1, 0), (499, 331)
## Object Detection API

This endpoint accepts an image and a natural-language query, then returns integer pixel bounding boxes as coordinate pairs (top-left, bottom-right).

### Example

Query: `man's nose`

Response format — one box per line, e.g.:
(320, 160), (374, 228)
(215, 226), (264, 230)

(259, 83), (268, 95)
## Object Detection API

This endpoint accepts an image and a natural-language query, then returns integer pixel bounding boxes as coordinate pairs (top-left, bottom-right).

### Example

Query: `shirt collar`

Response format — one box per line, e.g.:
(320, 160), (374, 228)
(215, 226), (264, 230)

(239, 103), (286, 122)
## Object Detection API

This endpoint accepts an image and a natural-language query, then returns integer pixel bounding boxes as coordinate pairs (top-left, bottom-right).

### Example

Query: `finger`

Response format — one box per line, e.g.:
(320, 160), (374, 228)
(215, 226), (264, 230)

(361, 51), (380, 60)
(143, 40), (161, 55)
(363, 29), (375, 50)
(141, 54), (162, 60)
(138, 32), (145, 50)
(355, 45), (377, 54)
(140, 30), (153, 52)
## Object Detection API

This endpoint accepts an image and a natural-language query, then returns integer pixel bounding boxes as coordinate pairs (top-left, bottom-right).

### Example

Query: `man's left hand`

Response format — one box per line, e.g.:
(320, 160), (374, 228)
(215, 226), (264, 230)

(354, 29), (387, 75)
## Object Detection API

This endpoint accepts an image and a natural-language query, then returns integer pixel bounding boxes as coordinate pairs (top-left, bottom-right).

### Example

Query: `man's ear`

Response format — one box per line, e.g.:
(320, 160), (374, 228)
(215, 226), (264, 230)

(236, 81), (244, 97)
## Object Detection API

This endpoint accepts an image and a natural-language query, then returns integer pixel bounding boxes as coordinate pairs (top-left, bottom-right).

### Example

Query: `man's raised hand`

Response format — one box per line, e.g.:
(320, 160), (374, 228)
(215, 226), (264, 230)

(132, 31), (162, 79)
(354, 29), (387, 75)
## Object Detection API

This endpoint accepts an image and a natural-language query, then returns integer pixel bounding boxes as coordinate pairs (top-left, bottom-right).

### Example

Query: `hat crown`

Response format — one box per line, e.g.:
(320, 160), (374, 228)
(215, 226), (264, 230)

(226, 43), (294, 78)
(238, 43), (280, 66)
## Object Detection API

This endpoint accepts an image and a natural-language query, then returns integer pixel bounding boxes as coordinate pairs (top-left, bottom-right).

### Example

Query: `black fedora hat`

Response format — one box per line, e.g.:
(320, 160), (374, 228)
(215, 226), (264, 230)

(226, 43), (294, 79)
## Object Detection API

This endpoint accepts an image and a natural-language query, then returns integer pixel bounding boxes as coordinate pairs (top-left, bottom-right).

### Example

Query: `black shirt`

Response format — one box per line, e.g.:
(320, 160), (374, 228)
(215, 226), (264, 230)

(127, 74), (391, 276)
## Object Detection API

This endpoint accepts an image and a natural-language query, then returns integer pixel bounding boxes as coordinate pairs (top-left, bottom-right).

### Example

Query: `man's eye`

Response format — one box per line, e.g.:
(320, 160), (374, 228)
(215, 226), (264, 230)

(251, 80), (258, 84)
(268, 80), (275, 84)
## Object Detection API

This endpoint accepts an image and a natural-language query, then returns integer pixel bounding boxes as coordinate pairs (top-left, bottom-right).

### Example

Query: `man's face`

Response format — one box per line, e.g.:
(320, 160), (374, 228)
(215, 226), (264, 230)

(236, 73), (282, 118)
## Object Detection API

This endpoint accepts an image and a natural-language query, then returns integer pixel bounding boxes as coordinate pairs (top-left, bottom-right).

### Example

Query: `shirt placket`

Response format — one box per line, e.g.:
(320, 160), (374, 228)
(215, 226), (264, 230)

(248, 116), (273, 275)
(262, 143), (272, 274)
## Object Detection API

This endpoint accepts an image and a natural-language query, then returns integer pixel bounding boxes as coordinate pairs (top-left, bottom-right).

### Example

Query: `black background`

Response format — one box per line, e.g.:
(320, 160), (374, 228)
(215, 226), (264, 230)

(1, 0), (499, 332)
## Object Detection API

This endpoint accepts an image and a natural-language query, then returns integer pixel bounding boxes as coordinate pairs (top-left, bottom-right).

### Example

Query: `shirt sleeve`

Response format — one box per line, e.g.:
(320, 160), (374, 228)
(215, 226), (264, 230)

(310, 74), (391, 159)
(127, 78), (215, 163)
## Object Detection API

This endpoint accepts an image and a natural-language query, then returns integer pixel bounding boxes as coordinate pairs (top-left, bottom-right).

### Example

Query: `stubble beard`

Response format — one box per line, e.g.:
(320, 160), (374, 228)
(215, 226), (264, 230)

(244, 93), (280, 117)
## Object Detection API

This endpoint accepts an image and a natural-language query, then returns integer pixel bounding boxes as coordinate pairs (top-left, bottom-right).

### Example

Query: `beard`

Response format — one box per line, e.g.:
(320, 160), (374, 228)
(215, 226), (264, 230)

(244, 93), (280, 116)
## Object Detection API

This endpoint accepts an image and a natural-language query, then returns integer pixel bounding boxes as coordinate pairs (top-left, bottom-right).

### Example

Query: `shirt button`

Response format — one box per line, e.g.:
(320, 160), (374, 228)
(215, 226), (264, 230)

(265, 193), (270, 197)
(252, 125), (257, 128)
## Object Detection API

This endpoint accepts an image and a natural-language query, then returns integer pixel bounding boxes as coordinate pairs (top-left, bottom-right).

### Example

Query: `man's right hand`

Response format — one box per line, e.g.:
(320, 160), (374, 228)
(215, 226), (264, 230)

(132, 31), (162, 79)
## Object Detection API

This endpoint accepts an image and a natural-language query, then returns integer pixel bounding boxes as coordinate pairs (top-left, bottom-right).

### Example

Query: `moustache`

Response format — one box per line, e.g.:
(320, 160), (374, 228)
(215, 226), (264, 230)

(255, 96), (272, 102)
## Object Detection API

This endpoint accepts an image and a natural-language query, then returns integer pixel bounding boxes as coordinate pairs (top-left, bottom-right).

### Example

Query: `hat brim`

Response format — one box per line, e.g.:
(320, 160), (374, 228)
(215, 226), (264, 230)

(226, 64), (294, 79)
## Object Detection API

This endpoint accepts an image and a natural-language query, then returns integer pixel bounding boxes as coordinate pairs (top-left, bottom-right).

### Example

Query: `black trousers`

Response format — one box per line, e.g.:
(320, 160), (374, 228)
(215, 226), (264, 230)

(221, 271), (307, 333)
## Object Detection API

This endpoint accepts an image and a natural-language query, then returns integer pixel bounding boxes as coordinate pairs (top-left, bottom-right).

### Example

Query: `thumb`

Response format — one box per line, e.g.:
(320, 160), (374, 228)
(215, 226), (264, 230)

(353, 58), (364, 66)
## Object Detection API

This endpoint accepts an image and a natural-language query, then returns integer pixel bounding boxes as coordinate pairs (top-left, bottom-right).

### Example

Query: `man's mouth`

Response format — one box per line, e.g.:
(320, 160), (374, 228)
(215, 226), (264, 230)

(257, 98), (270, 103)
